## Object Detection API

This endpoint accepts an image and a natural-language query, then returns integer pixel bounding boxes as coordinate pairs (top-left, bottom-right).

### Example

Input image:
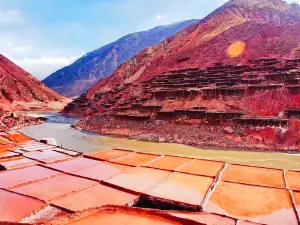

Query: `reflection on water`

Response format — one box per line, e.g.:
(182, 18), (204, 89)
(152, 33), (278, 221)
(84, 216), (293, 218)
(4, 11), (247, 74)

(20, 113), (300, 170)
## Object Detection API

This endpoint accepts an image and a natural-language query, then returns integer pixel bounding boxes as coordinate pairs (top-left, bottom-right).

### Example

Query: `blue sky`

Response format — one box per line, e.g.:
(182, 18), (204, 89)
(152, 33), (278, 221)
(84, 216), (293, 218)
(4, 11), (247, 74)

(0, 0), (297, 79)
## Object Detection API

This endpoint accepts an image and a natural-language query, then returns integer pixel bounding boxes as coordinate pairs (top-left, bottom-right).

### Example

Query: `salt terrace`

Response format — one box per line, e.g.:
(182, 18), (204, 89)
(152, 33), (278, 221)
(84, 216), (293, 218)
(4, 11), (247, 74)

(64, 58), (300, 127)
(0, 132), (299, 224)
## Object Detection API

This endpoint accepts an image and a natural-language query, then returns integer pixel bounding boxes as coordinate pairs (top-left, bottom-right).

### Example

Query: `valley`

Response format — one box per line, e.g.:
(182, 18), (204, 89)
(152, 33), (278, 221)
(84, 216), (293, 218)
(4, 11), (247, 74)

(1, 0), (300, 224)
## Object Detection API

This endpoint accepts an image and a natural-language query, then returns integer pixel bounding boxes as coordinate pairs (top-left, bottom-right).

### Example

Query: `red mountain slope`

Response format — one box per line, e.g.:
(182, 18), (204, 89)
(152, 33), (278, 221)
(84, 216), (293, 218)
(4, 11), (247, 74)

(65, 0), (300, 150)
(87, 0), (300, 97)
(0, 54), (63, 104)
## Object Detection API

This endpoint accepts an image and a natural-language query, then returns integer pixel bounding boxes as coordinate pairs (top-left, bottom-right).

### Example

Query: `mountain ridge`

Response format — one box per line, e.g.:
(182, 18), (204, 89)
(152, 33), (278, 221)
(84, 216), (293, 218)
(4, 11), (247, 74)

(228, 0), (299, 11)
(86, 0), (300, 97)
(43, 19), (199, 97)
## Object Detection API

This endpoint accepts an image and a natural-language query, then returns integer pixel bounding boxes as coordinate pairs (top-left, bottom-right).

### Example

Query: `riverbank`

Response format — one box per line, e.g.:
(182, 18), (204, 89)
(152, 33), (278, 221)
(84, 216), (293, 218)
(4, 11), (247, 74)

(0, 98), (72, 112)
(73, 115), (300, 153)
(18, 113), (300, 170)
(0, 112), (46, 131)
(0, 98), (71, 131)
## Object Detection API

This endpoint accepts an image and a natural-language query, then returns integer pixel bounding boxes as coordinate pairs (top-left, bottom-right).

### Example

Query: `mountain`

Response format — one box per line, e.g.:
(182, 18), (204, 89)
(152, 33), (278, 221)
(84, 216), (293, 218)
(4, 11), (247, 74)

(43, 19), (199, 97)
(65, 0), (300, 150)
(86, 0), (300, 97)
(0, 54), (63, 109)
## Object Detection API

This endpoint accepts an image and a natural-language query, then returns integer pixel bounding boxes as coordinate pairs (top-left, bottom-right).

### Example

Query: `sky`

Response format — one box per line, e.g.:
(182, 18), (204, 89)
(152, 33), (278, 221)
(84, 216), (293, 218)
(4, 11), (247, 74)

(0, 0), (297, 80)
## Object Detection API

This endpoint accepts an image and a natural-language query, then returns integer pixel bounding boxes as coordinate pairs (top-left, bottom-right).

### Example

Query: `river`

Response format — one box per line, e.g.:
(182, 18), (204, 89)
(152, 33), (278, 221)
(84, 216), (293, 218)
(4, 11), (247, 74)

(19, 113), (300, 170)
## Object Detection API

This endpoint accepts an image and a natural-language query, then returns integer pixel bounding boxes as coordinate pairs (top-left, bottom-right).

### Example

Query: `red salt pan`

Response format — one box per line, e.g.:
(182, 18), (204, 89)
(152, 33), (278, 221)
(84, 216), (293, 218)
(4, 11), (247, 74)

(72, 161), (132, 181)
(0, 144), (16, 151)
(285, 171), (300, 191)
(19, 141), (47, 145)
(0, 157), (39, 170)
(12, 174), (98, 201)
(144, 156), (193, 171)
(20, 205), (70, 224)
(19, 142), (43, 147)
(292, 191), (300, 219)
(47, 157), (100, 173)
(104, 167), (172, 193)
(168, 211), (236, 225)
(86, 149), (133, 161)
(12, 149), (27, 154)
(51, 184), (138, 211)
(0, 189), (45, 222)
(205, 181), (297, 225)
(19, 141), (47, 146)
(177, 159), (224, 177)
(18, 142), (49, 149)
(52, 148), (82, 157)
(18, 140), (40, 145)
(65, 207), (194, 225)
(221, 165), (285, 188)
(0, 151), (22, 161)
(146, 173), (214, 207)
(21, 145), (55, 152)
(24, 150), (72, 163)
(110, 152), (160, 166)
(2, 133), (32, 143)
(0, 165), (61, 189)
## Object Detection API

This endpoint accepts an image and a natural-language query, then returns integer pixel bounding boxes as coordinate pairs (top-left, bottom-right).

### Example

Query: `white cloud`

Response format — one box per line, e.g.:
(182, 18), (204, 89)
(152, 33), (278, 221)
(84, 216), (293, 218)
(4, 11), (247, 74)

(0, 8), (26, 26)
(0, 35), (84, 80)
(0, 8), (85, 80)
(3, 53), (85, 80)
(156, 14), (163, 21)
(5, 41), (28, 53)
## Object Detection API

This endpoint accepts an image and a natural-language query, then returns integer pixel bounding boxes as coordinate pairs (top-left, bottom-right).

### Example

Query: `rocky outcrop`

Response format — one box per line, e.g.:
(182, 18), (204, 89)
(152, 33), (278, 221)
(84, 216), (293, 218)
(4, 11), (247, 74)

(43, 20), (199, 97)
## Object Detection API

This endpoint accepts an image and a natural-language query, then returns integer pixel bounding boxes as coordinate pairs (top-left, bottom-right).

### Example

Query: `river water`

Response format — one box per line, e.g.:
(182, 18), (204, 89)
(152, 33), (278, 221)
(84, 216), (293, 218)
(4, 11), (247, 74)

(19, 113), (300, 170)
